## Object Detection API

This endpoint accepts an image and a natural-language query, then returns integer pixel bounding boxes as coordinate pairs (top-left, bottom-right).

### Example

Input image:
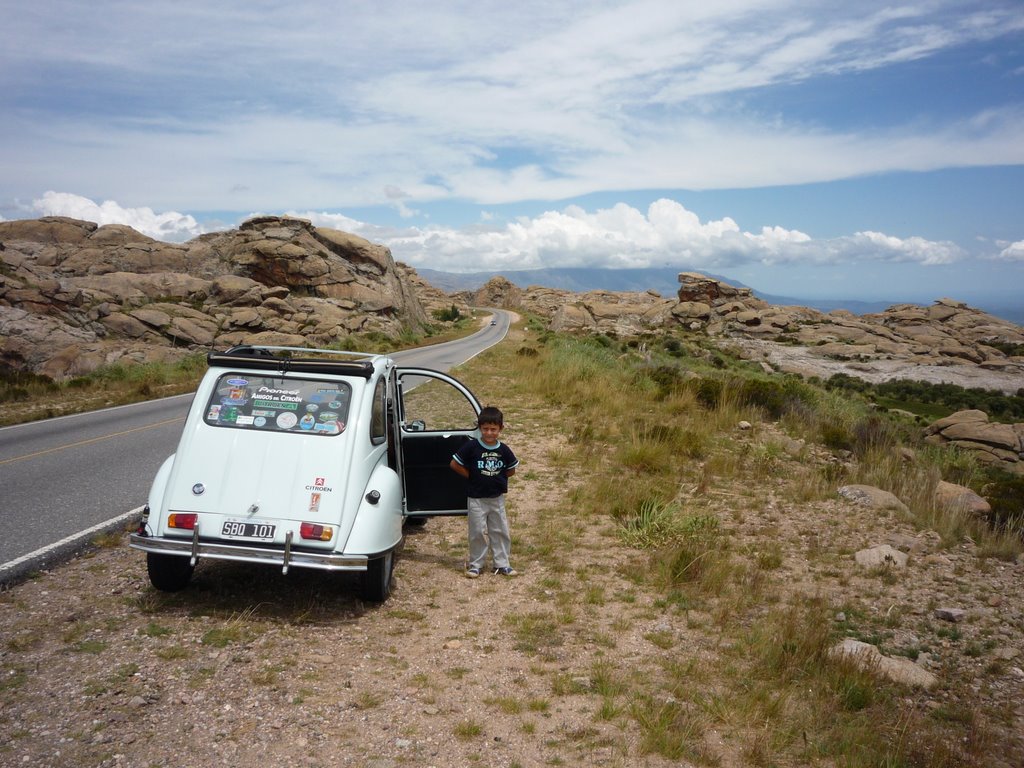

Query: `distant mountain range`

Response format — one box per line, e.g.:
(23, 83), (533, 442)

(417, 266), (1024, 325)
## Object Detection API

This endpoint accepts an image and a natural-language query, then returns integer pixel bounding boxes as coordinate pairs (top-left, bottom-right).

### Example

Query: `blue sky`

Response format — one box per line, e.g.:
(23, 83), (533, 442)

(2, 1), (1023, 310)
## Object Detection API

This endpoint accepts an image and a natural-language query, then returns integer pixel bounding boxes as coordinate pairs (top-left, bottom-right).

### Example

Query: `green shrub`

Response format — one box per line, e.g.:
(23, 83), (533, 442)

(432, 304), (461, 322)
(0, 366), (58, 402)
(619, 435), (674, 474)
(982, 470), (1024, 531)
(662, 337), (684, 355)
(736, 377), (814, 419)
(826, 375), (1024, 423)
(985, 341), (1024, 357)
(653, 514), (722, 588)
(641, 364), (689, 399)
(693, 377), (724, 409)
(619, 498), (687, 549)
(848, 415), (902, 458)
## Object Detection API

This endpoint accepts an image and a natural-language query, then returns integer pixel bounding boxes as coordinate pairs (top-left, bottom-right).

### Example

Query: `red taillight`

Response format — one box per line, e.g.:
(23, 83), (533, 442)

(168, 513), (198, 530)
(300, 522), (333, 541)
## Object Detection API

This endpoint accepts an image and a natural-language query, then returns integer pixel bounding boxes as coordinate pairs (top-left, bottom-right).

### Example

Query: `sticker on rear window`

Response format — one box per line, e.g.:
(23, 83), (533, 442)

(204, 374), (351, 436)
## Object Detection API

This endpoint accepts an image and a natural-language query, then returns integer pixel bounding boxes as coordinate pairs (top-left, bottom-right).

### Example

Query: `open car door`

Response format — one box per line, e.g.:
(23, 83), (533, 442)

(396, 368), (482, 516)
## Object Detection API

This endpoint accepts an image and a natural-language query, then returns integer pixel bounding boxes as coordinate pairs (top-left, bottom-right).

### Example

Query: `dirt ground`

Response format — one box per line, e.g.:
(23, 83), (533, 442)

(0, 406), (676, 768)
(2, 377), (1024, 767)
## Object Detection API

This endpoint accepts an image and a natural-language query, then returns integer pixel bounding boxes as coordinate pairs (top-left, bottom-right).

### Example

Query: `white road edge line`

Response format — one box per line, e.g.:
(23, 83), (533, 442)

(0, 505), (145, 576)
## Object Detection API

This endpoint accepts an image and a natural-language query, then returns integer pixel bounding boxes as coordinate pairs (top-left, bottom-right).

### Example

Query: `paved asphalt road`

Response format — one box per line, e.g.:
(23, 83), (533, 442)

(0, 312), (509, 577)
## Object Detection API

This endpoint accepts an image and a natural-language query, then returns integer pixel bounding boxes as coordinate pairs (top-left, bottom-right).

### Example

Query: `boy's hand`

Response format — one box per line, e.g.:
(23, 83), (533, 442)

(450, 459), (469, 478)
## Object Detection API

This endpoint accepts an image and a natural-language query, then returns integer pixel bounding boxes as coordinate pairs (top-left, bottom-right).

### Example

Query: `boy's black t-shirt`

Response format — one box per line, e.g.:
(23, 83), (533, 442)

(452, 438), (519, 498)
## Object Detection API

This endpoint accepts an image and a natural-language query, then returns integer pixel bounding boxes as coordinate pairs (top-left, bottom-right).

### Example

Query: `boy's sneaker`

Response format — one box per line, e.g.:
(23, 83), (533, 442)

(493, 566), (518, 577)
(465, 567), (481, 579)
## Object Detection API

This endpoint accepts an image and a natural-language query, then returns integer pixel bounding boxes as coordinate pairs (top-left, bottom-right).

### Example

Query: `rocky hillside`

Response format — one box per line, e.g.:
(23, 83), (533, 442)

(0, 216), (442, 379)
(466, 272), (1024, 395)
(3, 216), (1022, 402)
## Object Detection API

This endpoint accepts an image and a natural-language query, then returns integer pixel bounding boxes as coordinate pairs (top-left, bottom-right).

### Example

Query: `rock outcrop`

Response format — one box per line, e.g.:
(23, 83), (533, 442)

(485, 271), (1024, 395)
(924, 410), (1024, 475)
(470, 276), (523, 309)
(0, 216), (431, 378)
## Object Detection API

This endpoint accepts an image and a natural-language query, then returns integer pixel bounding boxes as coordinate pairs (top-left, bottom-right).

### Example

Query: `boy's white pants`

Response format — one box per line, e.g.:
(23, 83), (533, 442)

(467, 495), (511, 570)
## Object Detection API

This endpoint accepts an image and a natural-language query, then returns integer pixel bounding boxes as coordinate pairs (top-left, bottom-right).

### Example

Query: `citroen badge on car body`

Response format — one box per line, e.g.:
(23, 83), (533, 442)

(192, 483), (206, 495)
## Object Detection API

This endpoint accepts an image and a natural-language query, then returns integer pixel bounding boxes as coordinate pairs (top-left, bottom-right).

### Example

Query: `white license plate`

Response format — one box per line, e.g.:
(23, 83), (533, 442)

(221, 520), (276, 540)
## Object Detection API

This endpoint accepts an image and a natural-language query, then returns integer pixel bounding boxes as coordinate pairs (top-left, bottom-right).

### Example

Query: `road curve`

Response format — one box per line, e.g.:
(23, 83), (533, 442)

(0, 312), (509, 581)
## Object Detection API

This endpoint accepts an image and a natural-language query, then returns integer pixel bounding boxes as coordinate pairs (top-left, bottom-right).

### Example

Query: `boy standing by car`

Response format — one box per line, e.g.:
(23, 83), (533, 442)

(450, 406), (519, 578)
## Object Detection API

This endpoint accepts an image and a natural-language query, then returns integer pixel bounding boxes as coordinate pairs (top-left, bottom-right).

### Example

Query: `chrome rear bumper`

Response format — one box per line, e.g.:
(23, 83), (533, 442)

(128, 531), (368, 573)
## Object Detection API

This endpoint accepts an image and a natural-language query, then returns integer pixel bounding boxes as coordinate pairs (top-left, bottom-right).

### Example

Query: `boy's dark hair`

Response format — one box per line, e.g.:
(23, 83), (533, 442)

(477, 406), (504, 427)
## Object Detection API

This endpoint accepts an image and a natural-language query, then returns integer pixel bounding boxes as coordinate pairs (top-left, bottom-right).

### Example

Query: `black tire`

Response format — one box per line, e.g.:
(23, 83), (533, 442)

(147, 552), (194, 592)
(405, 516), (428, 528)
(361, 550), (394, 603)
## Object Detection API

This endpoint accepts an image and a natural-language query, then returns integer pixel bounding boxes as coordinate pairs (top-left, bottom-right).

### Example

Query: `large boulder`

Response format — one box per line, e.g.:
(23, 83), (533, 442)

(677, 272), (752, 303)
(838, 485), (910, 514)
(67, 272), (210, 305)
(0, 306), (95, 376)
(550, 304), (595, 332)
(209, 275), (267, 306)
(934, 481), (992, 517)
(830, 638), (938, 689)
(473, 276), (523, 308)
(0, 216), (97, 244)
(924, 410), (1023, 474)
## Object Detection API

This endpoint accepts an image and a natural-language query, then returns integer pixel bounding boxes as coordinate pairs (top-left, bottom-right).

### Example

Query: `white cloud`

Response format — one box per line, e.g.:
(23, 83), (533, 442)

(285, 210), (373, 236)
(354, 198), (963, 273)
(31, 191), (206, 242)
(848, 231), (961, 265)
(996, 240), (1024, 261)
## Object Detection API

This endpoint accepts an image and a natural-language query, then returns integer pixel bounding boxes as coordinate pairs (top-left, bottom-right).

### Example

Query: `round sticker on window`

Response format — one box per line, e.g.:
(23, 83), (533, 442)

(276, 412), (298, 429)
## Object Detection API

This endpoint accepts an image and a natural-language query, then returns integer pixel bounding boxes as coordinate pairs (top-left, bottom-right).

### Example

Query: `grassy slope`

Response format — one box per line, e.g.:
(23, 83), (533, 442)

(460, 322), (1024, 767)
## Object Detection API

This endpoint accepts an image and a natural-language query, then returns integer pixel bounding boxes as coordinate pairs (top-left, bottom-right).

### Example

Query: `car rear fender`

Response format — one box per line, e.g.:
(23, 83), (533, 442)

(342, 463), (403, 556)
(147, 455), (176, 533)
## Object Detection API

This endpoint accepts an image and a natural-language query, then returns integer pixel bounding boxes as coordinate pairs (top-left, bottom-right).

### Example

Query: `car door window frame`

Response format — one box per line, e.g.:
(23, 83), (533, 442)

(395, 368), (482, 517)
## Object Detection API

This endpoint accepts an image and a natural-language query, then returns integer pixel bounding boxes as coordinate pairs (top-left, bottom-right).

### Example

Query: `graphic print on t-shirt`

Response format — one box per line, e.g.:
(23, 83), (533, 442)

(479, 449), (506, 477)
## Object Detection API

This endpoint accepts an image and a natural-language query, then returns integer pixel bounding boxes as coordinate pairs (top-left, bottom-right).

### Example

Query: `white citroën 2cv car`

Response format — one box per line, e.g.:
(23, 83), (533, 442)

(129, 345), (483, 602)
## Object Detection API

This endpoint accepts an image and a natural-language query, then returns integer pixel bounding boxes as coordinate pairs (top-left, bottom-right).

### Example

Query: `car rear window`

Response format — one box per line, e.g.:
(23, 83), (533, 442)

(203, 373), (351, 436)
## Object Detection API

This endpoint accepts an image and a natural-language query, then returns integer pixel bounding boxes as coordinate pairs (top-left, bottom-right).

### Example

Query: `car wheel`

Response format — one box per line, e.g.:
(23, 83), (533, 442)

(361, 550), (394, 603)
(405, 516), (428, 528)
(146, 552), (194, 592)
